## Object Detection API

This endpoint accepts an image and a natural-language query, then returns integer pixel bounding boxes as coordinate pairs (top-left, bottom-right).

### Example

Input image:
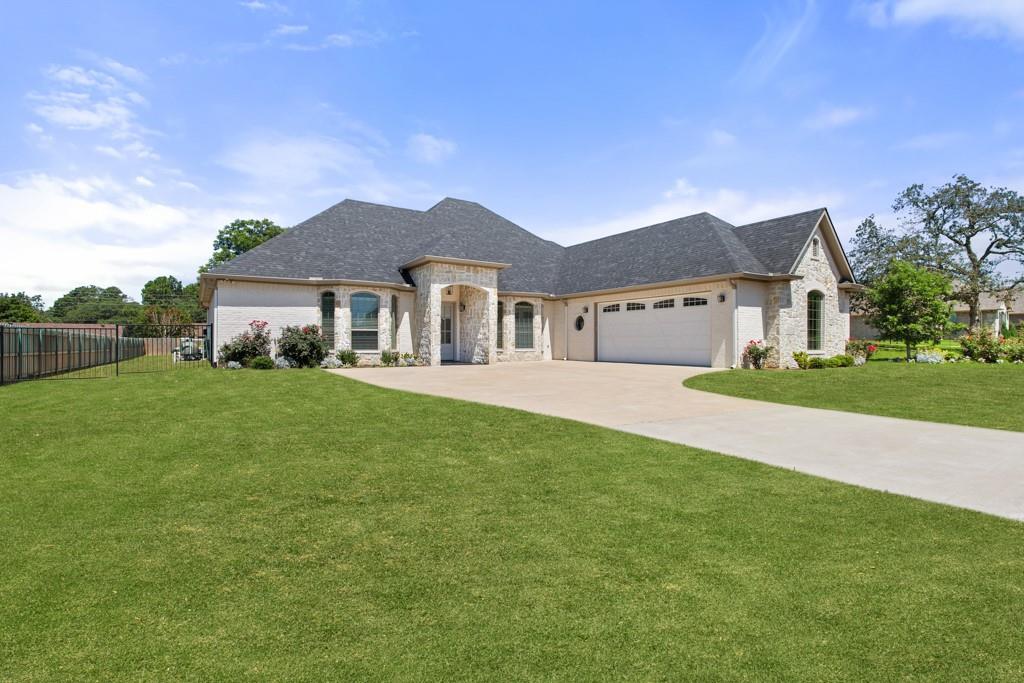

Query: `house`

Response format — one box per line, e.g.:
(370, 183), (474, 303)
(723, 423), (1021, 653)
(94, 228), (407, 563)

(851, 290), (1023, 339)
(199, 198), (860, 369)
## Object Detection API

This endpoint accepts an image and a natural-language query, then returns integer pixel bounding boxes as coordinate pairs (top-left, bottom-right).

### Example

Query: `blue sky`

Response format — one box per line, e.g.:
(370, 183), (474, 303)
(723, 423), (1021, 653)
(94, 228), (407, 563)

(2, 0), (1023, 303)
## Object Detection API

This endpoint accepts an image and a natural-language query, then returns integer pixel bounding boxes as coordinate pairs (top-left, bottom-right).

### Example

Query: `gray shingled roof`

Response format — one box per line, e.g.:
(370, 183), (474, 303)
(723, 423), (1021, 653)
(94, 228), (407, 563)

(732, 208), (826, 275)
(208, 198), (837, 295)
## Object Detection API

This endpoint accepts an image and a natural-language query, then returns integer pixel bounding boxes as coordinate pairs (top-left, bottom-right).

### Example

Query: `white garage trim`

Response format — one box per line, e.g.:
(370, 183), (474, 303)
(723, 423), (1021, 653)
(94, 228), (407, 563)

(596, 292), (712, 366)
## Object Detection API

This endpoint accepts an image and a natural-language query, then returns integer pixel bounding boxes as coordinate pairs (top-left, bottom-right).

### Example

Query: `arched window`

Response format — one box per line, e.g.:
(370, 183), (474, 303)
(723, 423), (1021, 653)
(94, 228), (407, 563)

(350, 292), (379, 351)
(807, 291), (823, 351)
(514, 301), (534, 349)
(320, 292), (335, 348)
(497, 301), (504, 349)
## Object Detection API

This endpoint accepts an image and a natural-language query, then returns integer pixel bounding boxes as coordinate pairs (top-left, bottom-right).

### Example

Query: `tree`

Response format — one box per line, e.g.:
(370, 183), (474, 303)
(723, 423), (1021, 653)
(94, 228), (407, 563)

(200, 219), (285, 273)
(0, 292), (46, 323)
(48, 285), (143, 323)
(862, 261), (959, 361)
(851, 175), (1024, 329)
(140, 275), (205, 322)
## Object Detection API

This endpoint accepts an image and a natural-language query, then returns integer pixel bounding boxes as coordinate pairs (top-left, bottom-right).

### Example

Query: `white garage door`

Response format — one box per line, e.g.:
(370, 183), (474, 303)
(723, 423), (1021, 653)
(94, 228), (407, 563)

(597, 294), (712, 366)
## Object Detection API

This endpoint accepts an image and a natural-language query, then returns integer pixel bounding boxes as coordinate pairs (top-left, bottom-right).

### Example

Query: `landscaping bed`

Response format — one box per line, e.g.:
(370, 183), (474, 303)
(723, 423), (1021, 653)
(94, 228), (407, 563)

(2, 370), (1024, 680)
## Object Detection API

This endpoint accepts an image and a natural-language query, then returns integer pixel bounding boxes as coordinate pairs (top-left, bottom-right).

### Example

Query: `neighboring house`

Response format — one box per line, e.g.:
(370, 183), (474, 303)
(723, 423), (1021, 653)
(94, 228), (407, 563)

(851, 290), (1023, 339)
(199, 198), (860, 368)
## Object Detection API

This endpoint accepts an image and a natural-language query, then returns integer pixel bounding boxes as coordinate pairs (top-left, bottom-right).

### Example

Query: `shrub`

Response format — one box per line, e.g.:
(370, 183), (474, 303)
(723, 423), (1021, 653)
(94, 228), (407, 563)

(831, 354), (855, 367)
(742, 340), (773, 369)
(915, 350), (943, 364)
(320, 356), (344, 369)
(400, 353), (418, 367)
(336, 349), (359, 367)
(219, 320), (271, 366)
(274, 357), (294, 369)
(792, 351), (810, 369)
(808, 357), (828, 369)
(380, 349), (399, 367)
(960, 330), (1001, 363)
(845, 339), (878, 361)
(249, 355), (274, 370)
(1003, 338), (1024, 363)
(225, 361), (243, 370)
(277, 325), (328, 368)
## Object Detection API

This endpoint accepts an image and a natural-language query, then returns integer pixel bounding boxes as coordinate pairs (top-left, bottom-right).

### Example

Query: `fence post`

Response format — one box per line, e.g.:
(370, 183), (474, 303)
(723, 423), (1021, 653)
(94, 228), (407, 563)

(115, 325), (120, 377)
(1, 327), (5, 386)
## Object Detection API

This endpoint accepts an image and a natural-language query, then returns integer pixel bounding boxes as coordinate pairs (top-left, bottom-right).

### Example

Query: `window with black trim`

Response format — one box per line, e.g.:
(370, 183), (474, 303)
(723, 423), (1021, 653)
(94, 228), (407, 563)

(497, 301), (504, 349)
(574, 315), (585, 331)
(682, 297), (708, 307)
(321, 292), (335, 347)
(390, 295), (398, 349)
(350, 292), (379, 351)
(653, 299), (674, 309)
(626, 302), (645, 311)
(807, 291), (823, 351)
(601, 304), (620, 313)
(514, 302), (534, 349)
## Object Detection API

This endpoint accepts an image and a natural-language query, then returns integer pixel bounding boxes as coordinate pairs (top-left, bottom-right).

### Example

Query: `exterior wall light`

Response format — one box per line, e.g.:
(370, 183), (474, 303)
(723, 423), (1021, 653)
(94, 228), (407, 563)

(717, 293), (727, 303)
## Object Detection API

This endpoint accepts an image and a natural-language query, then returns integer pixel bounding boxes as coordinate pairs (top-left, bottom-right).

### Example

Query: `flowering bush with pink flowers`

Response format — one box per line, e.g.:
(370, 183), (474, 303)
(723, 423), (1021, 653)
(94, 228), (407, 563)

(218, 320), (272, 366)
(742, 339), (773, 370)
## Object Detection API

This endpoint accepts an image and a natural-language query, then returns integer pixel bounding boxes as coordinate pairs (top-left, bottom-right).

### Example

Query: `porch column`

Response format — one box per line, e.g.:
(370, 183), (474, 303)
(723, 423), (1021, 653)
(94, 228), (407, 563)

(413, 279), (442, 366)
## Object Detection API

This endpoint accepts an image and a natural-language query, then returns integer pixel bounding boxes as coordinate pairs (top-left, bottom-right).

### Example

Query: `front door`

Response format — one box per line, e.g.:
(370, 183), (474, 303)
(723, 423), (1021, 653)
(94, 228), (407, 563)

(440, 302), (455, 361)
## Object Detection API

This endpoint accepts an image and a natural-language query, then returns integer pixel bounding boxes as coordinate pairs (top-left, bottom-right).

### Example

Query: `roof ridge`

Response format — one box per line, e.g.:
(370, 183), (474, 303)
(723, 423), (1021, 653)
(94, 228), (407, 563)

(734, 207), (825, 229)
(565, 211), (733, 250)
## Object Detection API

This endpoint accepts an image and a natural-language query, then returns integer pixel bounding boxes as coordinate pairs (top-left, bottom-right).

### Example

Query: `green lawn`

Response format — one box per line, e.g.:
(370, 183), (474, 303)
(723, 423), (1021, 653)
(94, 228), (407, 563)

(2, 370), (1023, 681)
(867, 339), (962, 362)
(685, 363), (1024, 432)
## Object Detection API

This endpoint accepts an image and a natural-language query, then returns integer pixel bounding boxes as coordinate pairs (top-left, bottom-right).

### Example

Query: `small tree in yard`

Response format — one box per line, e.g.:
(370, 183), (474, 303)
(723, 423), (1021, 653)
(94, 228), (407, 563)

(862, 261), (959, 361)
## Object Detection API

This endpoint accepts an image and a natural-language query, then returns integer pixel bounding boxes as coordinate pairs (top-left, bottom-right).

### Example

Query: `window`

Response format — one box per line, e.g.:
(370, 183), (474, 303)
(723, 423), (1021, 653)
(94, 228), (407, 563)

(497, 301), (504, 349)
(626, 302), (646, 311)
(350, 292), (379, 351)
(320, 292), (336, 348)
(807, 291), (823, 351)
(653, 299), (674, 309)
(812, 237), (820, 258)
(514, 301), (534, 349)
(390, 295), (398, 350)
(682, 297), (708, 307)
(574, 315), (585, 331)
(602, 304), (620, 313)
(441, 314), (452, 345)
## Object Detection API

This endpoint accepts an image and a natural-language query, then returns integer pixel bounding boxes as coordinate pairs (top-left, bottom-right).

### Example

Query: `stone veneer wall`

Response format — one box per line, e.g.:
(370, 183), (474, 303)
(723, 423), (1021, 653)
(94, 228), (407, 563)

(765, 230), (849, 368)
(410, 262), (498, 366)
(457, 285), (491, 363)
(496, 295), (547, 362)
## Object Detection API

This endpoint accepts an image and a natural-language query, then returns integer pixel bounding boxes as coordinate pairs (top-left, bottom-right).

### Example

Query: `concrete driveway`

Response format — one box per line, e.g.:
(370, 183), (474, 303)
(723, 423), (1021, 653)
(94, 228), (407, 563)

(333, 361), (1024, 521)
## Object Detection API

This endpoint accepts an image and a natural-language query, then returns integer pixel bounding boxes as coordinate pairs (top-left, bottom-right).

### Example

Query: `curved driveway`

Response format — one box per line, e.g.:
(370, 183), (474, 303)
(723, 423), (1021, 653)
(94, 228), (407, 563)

(334, 361), (1024, 521)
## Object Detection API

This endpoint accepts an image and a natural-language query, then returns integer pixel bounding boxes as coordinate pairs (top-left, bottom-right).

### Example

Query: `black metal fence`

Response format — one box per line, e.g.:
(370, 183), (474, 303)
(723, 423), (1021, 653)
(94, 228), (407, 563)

(0, 324), (212, 385)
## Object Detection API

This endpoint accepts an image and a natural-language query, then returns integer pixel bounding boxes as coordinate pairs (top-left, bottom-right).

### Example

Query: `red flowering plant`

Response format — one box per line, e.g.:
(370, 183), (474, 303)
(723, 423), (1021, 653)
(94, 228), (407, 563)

(845, 339), (877, 361)
(218, 320), (272, 366)
(742, 339), (773, 369)
(277, 324), (328, 367)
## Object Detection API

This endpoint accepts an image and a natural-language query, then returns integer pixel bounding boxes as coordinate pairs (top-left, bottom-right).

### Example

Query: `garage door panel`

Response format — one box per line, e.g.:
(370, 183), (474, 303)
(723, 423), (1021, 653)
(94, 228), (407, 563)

(597, 295), (711, 366)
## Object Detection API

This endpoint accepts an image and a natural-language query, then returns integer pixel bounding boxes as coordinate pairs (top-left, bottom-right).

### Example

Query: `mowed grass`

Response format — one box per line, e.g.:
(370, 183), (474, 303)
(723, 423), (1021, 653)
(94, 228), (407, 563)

(2, 370), (1023, 681)
(686, 363), (1024, 432)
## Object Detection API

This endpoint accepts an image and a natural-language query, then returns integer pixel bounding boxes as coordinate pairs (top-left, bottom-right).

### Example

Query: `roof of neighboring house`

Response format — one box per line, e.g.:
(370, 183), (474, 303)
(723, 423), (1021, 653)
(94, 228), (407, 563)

(951, 290), (1024, 313)
(206, 198), (846, 296)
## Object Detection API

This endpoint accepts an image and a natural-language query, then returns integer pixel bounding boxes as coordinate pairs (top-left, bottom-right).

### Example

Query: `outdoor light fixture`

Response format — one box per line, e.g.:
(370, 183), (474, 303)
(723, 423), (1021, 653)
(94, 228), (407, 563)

(459, 303), (466, 312)
(446, 287), (453, 295)
(582, 305), (589, 313)
(718, 293), (726, 303)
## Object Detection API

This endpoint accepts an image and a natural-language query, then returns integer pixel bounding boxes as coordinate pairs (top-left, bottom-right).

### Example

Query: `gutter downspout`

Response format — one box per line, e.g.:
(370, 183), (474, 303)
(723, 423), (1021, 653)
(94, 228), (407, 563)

(562, 300), (568, 360)
(729, 279), (739, 368)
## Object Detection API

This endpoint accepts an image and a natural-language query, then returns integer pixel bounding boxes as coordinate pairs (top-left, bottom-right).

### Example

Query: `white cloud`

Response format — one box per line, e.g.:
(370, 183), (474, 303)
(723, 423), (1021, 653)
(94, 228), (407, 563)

(407, 133), (456, 164)
(239, 0), (289, 12)
(804, 106), (870, 129)
(95, 145), (124, 159)
(708, 129), (738, 146)
(96, 57), (147, 83)
(734, 0), (819, 85)
(0, 174), (248, 304)
(553, 177), (842, 246)
(859, 0), (1024, 41)
(896, 131), (966, 149)
(272, 24), (307, 36)
(219, 134), (378, 187)
(135, 175), (154, 188)
(286, 30), (389, 51)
